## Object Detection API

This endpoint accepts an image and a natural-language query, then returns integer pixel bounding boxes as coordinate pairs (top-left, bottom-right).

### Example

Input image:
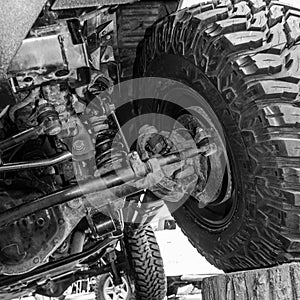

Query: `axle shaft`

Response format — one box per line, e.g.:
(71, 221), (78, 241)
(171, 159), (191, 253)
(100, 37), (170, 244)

(0, 148), (201, 228)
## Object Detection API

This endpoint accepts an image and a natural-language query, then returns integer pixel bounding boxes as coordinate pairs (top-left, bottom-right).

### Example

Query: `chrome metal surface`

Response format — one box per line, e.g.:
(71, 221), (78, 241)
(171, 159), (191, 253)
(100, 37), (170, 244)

(103, 275), (130, 300)
(0, 126), (44, 152)
(8, 22), (89, 91)
(0, 152), (72, 172)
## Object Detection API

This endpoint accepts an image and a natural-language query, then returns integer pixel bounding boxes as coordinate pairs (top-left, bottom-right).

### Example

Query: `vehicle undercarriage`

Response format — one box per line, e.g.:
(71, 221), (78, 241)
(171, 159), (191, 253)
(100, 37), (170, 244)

(0, 0), (300, 299)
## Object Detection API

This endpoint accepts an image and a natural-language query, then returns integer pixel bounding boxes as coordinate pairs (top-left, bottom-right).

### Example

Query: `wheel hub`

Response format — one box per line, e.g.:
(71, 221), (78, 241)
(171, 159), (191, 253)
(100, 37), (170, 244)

(104, 276), (129, 300)
(136, 105), (232, 208)
(176, 107), (232, 207)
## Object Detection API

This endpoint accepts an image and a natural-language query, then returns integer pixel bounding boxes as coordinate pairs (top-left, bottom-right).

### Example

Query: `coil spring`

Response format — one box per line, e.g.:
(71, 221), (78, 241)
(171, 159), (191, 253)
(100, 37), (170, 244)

(90, 115), (127, 173)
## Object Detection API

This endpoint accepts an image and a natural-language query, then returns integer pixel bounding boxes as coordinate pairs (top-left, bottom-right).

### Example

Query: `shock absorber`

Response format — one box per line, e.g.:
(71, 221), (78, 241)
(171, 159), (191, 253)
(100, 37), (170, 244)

(96, 121), (126, 172)
(89, 102), (128, 175)
(87, 72), (129, 175)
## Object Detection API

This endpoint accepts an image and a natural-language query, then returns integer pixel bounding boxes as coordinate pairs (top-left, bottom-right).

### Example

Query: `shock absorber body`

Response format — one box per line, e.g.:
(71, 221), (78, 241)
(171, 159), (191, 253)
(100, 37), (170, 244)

(88, 92), (128, 176)
(95, 126), (126, 171)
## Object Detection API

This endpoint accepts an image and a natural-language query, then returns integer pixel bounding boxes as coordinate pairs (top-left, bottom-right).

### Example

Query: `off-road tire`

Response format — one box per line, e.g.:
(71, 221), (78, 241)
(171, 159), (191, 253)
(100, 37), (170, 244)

(133, 0), (300, 272)
(124, 225), (167, 300)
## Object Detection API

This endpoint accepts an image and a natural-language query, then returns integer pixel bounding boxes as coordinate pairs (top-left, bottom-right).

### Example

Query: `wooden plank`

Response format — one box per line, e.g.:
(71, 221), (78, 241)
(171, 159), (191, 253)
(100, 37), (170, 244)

(202, 263), (300, 300)
(116, 1), (178, 80)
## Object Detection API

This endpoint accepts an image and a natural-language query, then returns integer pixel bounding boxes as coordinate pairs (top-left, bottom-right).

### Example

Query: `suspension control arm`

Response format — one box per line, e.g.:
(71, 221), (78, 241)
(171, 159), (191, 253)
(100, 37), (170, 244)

(0, 125), (44, 152)
(0, 148), (200, 227)
(0, 151), (72, 172)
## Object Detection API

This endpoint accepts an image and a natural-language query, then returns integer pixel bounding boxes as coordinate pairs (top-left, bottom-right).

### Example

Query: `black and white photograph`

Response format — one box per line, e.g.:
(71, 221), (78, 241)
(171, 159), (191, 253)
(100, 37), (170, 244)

(0, 0), (299, 299)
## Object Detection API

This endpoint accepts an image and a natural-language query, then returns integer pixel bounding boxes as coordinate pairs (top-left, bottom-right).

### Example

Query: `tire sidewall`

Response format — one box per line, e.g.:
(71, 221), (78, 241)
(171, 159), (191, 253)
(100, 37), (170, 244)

(135, 53), (252, 267)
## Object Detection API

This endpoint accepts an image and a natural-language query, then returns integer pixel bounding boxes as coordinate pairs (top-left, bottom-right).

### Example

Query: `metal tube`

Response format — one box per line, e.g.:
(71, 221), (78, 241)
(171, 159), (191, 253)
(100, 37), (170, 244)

(111, 110), (130, 153)
(0, 151), (72, 172)
(0, 148), (201, 228)
(70, 231), (86, 255)
(0, 126), (44, 152)
(0, 237), (117, 289)
(0, 167), (138, 227)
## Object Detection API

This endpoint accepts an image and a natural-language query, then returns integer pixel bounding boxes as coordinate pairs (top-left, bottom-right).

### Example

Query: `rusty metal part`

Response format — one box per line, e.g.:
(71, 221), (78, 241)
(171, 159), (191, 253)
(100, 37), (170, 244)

(137, 125), (171, 161)
(70, 231), (85, 255)
(81, 7), (117, 70)
(0, 206), (68, 276)
(9, 88), (40, 123)
(70, 118), (95, 161)
(0, 126), (44, 152)
(90, 213), (117, 238)
(0, 236), (118, 291)
(91, 101), (127, 175)
(8, 21), (89, 92)
(0, 172), (85, 276)
(128, 151), (148, 177)
(41, 83), (72, 135)
(0, 148), (202, 228)
(0, 0), (48, 80)
(110, 109), (130, 153)
(137, 125), (201, 202)
(37, 104), (62, 136)
(52, 0), (133, 10)
(0, 152), (72, 172)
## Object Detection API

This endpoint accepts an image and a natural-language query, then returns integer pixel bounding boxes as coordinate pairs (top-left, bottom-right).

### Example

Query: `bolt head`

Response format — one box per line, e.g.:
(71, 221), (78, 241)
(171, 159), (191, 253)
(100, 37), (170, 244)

(33, 257), (39, 264)
(73, 140), (85, 151)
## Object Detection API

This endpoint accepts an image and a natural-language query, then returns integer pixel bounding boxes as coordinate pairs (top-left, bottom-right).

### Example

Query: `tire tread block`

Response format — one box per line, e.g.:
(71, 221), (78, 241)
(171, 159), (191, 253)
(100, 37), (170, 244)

(135, 0), (300, 272)
(125, 226), (166, 299)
